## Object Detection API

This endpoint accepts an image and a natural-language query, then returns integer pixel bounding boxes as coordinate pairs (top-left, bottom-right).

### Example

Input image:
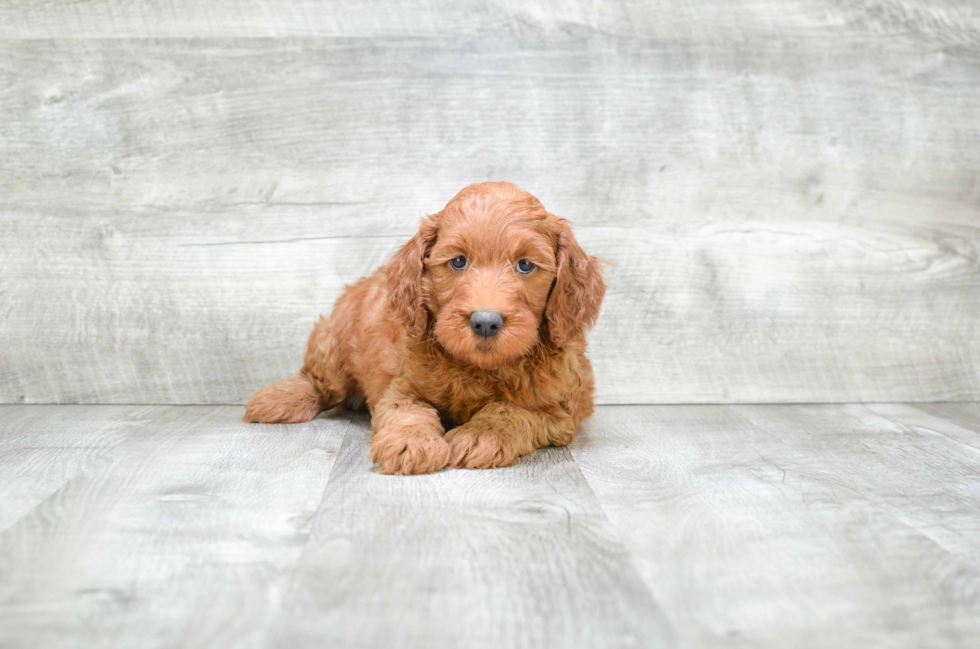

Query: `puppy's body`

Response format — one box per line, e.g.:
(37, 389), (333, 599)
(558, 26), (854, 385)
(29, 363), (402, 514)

(244, 182), (605, 474)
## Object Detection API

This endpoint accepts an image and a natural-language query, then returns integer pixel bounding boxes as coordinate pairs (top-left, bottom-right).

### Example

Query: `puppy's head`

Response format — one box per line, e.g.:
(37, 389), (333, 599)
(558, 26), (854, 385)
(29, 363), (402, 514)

(385, 182), (605, 369)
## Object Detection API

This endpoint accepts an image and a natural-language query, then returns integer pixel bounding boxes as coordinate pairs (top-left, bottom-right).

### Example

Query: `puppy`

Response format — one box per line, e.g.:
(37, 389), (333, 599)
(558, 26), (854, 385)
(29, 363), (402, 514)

(243, 182), (605, 474)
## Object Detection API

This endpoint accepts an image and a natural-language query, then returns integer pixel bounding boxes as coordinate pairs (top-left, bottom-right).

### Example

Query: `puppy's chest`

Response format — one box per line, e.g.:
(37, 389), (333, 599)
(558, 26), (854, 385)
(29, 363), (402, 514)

(418, 366), (555, 424)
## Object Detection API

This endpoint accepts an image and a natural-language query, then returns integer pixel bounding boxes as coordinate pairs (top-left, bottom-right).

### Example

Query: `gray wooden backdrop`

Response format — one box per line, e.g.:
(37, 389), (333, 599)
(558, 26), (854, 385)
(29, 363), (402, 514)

(1, 1), (979, 405)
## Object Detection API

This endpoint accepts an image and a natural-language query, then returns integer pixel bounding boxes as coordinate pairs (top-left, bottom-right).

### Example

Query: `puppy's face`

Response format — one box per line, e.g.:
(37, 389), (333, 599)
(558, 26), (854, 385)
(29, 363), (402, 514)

(386, 182), (605, 370)
(423, 207), (557, 369)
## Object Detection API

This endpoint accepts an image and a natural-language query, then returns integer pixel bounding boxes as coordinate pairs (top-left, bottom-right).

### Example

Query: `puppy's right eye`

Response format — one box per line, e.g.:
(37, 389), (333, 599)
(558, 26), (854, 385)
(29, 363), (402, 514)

(450, 255), (468, 270)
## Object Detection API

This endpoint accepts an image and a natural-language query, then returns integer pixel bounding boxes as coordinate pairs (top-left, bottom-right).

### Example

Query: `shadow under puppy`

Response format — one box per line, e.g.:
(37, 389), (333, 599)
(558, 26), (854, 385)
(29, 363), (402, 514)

(244, 182), (605, 474)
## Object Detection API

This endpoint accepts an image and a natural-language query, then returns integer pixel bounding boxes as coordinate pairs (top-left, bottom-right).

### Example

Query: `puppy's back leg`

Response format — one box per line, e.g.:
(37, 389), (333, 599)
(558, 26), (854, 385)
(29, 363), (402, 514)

(243, 315), (345, 423)
(242, 372), (327, 423)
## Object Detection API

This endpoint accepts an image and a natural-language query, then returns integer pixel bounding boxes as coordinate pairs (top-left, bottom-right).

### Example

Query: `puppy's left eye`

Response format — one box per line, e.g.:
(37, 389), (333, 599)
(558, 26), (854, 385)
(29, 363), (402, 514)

(450, 255), (468, 270)
(516, 259), (535, 274)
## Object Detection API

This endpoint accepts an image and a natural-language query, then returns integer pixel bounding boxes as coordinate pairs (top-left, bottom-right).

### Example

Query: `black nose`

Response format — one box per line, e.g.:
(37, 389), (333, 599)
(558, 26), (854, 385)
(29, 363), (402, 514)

(470, 310), (504, 338)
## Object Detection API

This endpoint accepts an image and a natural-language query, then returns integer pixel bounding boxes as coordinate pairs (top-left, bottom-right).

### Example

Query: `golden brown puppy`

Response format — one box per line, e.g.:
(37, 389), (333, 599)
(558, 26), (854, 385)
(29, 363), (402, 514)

(243, 182), (605, 474)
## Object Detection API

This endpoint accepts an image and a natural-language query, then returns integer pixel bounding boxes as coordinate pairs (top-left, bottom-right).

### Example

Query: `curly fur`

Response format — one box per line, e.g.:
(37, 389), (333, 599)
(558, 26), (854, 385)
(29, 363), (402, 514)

(243, 182), (606, 474)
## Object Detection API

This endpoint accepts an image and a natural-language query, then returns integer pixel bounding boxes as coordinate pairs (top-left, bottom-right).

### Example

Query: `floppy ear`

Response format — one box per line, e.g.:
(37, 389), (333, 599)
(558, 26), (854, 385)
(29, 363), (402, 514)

(544, 217), (606, 349)
(385, 216), (439, 338)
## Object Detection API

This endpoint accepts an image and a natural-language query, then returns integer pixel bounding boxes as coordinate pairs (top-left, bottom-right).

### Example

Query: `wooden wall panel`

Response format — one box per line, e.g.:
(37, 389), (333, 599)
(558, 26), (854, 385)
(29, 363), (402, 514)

(1, 16), (978, 404)
(2, 1), (979, 42)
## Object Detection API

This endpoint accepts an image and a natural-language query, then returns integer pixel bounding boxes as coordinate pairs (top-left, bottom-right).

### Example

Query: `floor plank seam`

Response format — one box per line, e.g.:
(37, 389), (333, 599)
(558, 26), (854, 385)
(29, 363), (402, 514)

(742, 404), (980, 569)
(261, 410), (358, 647)
(564, 442), (679, 642)
(902, 404), (980, 452)
(0, 404), (170, 537)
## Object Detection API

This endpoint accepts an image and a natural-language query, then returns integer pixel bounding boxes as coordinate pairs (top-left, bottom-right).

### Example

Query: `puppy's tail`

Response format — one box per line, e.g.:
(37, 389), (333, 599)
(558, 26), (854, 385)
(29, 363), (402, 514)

(242, 372), (328, 423)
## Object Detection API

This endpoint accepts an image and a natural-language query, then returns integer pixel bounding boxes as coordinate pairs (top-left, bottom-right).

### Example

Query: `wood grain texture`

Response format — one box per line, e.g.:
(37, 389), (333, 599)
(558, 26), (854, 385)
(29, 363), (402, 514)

(571, 404), (980, 648)
(1, 12), (980, 405)
(871, 402), (980, 453)
(2, 404), (979, 646)
(2, 0), (980, 41)
(914, 402), (980, 435)
(273, 412), (674, 649)
(0, 406), (350, 649)
(0, 404), (163, 532)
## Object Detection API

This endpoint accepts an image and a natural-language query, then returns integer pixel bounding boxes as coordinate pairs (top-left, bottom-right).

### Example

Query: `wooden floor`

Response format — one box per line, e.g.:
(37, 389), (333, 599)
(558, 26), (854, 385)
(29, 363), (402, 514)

(1, 403), (978, 648)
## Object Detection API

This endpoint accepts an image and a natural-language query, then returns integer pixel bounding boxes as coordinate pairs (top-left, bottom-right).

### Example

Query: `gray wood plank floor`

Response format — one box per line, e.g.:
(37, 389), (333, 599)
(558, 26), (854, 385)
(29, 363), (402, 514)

(1, 403), (978, 648)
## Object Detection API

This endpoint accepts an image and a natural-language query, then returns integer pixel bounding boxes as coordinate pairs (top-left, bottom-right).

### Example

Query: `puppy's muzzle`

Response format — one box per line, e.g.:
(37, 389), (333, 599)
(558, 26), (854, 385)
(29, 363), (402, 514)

(470, 310), (503, 338)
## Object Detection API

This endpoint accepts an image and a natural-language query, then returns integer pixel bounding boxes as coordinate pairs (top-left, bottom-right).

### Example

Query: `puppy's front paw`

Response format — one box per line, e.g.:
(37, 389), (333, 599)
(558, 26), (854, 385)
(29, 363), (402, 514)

(445, 424), (524, 470)
(370, 426), (449, 475)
